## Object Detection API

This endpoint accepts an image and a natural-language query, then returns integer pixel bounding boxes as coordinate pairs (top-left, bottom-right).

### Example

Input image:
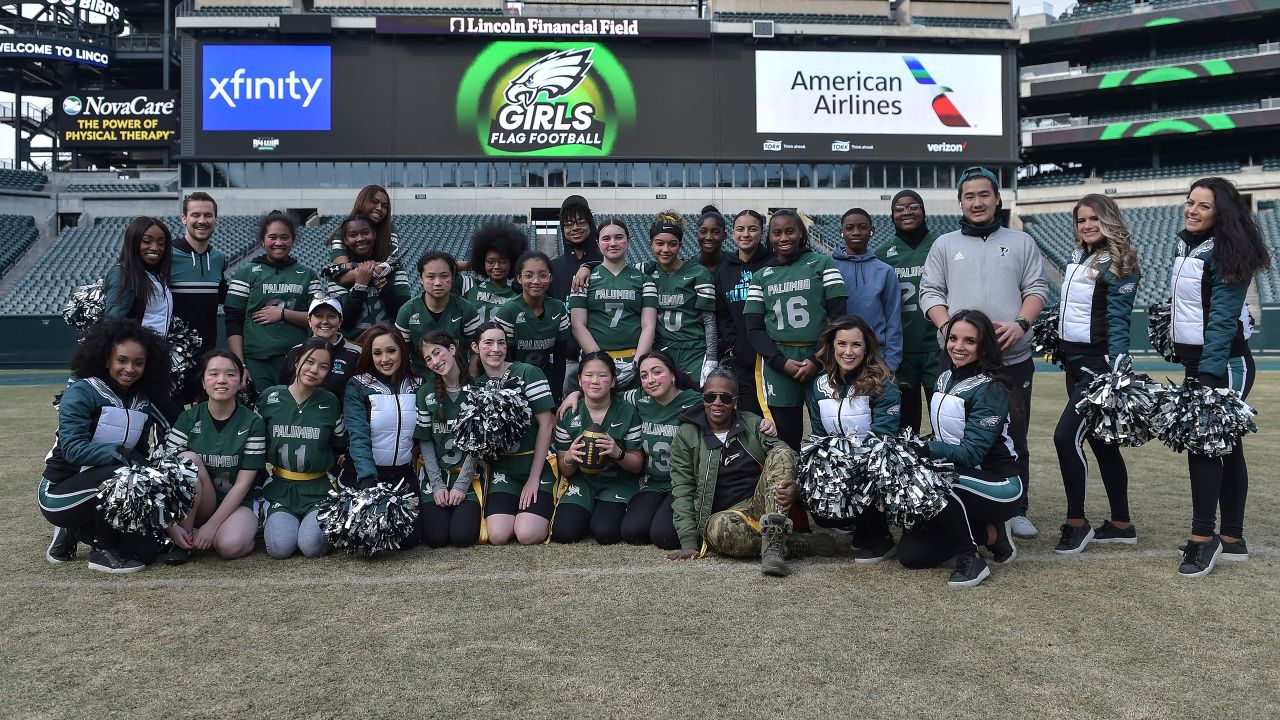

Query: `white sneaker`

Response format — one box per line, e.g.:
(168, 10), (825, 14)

(1010, 515), (1039, 539)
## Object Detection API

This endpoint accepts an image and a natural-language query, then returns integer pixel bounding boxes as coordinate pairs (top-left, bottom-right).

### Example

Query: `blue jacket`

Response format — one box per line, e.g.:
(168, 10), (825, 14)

(831, 250), (903, 371)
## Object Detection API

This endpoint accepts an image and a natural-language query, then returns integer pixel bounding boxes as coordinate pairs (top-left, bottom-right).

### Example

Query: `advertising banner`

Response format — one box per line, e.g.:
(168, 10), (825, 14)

(191, 38), (1015, 163)
(0, 36), (109, 67)
(57, 91), (179, 147)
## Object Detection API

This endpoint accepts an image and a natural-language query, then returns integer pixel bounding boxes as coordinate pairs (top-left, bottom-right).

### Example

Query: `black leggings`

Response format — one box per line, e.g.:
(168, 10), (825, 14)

(812, 508), (891, 544)
(418, 500), (482, 548)
(39, 465), (163, 563)
(768, 404), (804, 452)
(898, 466), (1021, 568)
(736, 363), (763, 417)
(551, 501), (627, 545)
(1005, 357), (1034, 514)
(1054, 356), (1130, 522)
(1187, 354), (1254, 538)
(898, 383), (934, 436)
(619, 491), (679, 549)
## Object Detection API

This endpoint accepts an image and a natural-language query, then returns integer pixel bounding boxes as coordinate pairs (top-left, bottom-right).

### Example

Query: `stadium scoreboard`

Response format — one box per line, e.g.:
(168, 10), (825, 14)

(186, 31), (1015, 164)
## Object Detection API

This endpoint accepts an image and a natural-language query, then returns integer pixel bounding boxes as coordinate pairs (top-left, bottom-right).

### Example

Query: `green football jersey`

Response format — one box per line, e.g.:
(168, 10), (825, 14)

(624, 388), (701, 488)
(327, 219), (399, 260)
(646, 261), (716, 350)
(395, 294), (482, 375)
(165, 403), (266, 497)
(414, 384), (467, 474)
(258, 385), (348, 475)
(225, 258), (323, 359)
(568, 264), (657, 353)
(744, 250), (848, 344)
(465, 280), (517, 324)
(473, 362), (555, 454)
(494, 295), (570, 372)
(876, 230), (941, 354)
(555, 398), (643, 484)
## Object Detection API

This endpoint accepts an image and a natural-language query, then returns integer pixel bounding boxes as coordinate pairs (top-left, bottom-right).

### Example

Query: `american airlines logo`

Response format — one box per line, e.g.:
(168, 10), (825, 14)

(926, 141), (967, 153)
(202, 45), (331, 131)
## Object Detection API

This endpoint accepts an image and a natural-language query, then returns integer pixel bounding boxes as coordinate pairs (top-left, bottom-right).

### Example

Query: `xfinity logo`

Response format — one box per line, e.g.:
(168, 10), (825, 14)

(209, 70), (323, 109)
(926, 141), (967, 153)
(762, 140), (782, 152)
(202, 45), (331, 131)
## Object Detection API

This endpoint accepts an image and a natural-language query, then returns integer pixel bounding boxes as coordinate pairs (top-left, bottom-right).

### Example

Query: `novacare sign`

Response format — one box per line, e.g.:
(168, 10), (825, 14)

(755, 50), (1004, 136)
(202, 45), (331, 131)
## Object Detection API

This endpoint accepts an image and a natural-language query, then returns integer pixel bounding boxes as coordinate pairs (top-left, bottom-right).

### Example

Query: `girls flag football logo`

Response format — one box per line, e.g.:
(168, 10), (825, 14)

(903, 56), (971, 128)
(457, 42), (636, 157)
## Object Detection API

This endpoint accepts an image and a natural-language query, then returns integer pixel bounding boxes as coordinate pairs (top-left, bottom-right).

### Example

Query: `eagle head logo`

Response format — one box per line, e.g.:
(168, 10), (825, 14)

(503, 48), (594, 107)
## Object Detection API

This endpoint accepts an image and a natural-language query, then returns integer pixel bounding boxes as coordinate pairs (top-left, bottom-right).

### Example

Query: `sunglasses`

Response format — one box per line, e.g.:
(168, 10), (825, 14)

(703, 391), (737, 405)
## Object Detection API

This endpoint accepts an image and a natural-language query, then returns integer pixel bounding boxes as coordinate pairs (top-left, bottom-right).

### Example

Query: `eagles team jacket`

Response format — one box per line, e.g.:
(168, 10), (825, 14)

(927, 364), (1017, 477)
(43, 378), (170, 484)
(1056, 247), (1140, 359)
(343, 373), (423, 482)
(806, 373), (901, 442)
(170, 235), (227, 353)
(102, 264), (172, 332)
(1170, 231), (1249, 380)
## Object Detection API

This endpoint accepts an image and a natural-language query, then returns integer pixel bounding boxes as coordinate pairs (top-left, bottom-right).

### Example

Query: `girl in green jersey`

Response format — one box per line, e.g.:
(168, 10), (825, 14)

(464, 223), (527, 323)
(415, 331), (482, 548)
(495, 251), (571, 402)
(569, 219), (658, 390)
(165, 350), (266, 562)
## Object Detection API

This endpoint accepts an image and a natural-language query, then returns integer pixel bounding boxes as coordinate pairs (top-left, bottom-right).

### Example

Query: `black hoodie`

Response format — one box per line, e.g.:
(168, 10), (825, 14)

(714, 243), (775, 370)
(549, 195), (600, 302)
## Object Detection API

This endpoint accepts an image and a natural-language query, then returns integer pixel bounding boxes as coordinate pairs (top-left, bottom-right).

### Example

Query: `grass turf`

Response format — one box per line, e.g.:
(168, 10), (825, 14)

(2, 378), (1278, 719)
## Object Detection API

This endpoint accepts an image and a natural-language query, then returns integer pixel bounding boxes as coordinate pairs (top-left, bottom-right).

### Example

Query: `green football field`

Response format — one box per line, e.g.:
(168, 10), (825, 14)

(2, 375), (1277, 719)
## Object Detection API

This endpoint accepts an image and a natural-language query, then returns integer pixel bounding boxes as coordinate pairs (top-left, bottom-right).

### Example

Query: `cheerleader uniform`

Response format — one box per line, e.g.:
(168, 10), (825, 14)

(1170, 229), (1255, 575)
(898, 364), (1022, 587)
(39, 378), (172, 570)
(1052, 247), (1140, 552)
(805, 371), (902, 559)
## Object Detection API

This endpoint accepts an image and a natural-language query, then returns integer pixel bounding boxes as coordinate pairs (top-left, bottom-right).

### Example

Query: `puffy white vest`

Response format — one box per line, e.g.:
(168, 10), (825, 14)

(1170, 239), (1212, 347)
(1057, 250), (1107, 345)
(370, 393), (416, 467)
(812, 377), (873, 441)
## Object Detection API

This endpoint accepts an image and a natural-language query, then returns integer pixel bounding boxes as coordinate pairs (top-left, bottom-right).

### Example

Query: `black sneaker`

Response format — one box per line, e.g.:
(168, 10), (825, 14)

(46, 526), (78, 564)
(1093, 520), (1138, 544)
(1219, 538), (1249, 562)
(948, 552), (991, 588)
(1054, 523), (1095, 555)
(1177, 537), (1223, 578)
(87, 546), (145, 574)
(164, 547), (192, 566)
(987, 519), (1017, 564)
(852, 535), (897, 564)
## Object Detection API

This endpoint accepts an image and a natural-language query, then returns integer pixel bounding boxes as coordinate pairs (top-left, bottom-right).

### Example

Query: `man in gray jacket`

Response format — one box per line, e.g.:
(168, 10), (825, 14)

(920, 166), (1050, 539)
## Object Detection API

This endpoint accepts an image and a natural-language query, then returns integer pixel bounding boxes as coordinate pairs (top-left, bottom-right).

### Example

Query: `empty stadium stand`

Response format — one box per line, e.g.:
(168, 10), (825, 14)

(1101, 160), (1240, 183)
(0, 169), (47, 192)
(65, 183), (163, 193)
(713, 12), (895, 25)
(1088, 41), (1260, 73)
(0, 215), (37, 280)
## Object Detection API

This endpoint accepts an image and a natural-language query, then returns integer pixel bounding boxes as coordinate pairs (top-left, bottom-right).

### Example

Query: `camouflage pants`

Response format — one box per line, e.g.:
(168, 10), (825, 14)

(703, 448), (796, 558)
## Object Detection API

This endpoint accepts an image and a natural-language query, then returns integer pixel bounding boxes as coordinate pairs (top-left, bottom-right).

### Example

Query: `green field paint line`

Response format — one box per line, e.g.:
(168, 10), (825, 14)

(1099, 122), (1132, 140)
(1098, 71), (1131, 89)
(1202, 113), (1237, 130)
(1199, 59), (1235, 77)
(1144, 17), (1182, 27)
(1131, 119), (1201, 137)
(1132, 67), (1198, 86)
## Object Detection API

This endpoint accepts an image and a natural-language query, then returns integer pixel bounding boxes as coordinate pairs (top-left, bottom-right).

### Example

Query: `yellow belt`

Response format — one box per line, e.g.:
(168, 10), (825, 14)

(274, 468), (326, 481)
(605, 348), (636, 360)
(499, 449), (535, 457)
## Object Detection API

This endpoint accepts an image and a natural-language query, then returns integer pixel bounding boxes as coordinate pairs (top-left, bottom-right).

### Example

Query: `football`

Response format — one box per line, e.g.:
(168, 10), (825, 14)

(577, 423), (611, 475)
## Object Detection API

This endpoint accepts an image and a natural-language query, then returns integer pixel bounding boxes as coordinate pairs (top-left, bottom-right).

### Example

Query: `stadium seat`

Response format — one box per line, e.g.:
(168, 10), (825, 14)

(0, 169), (48, 192)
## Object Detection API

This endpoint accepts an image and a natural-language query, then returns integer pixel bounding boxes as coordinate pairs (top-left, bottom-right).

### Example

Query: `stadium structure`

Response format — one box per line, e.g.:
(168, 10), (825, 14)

(0, 0), (1276, 365)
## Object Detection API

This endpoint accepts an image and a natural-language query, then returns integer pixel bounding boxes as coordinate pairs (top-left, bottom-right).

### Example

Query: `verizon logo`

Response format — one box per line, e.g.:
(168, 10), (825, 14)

(927, 141), (967, 153)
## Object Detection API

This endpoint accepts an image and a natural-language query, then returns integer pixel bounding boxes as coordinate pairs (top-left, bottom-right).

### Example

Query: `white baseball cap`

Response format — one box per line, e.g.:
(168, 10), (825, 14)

(308, 295), (343, 317)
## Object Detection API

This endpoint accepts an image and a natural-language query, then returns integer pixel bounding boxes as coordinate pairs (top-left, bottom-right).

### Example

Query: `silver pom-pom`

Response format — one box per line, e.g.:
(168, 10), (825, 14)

(797, 434), (873, 521)
(1147, 300), (1180, 364)
(98, 448), (198, 536)
(861, 429), (954, 530)
(1073, 356), (1165, 447)
(1155, 378), (1257, 457)
(1030, 305), (1063, 369)
(62, 281), (104, 331)
(453, 374), (532, 459)
(165, 317), (203, 394)
(316, 483), (420, 556)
